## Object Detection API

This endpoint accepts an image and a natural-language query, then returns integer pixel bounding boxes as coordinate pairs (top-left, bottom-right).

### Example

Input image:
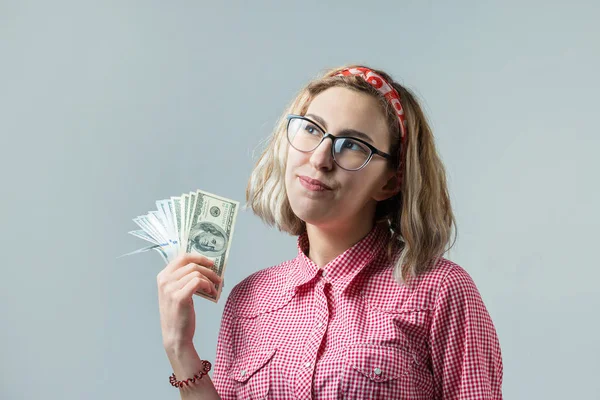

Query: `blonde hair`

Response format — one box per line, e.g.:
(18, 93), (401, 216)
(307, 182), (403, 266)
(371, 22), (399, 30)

(246, 64), (457, 285)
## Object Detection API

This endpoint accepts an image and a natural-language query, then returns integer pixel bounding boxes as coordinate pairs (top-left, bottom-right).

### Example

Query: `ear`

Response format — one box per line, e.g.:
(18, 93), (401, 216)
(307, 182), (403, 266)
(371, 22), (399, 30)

(372, 170), (401, 202)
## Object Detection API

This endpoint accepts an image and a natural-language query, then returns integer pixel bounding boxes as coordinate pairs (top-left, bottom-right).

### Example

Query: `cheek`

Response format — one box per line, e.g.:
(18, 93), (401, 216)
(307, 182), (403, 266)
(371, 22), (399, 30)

(286, 147), (303, 167)
(339, 170), (380, 201)
(285, 149), (304, 181)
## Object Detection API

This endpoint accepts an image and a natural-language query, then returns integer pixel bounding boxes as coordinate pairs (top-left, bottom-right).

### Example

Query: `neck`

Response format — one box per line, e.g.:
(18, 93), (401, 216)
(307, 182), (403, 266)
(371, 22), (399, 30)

(305, 217), (376, 268)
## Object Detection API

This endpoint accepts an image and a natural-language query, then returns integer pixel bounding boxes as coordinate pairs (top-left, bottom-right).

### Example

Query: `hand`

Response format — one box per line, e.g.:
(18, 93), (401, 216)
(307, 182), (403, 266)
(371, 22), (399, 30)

(157, 253), (222, 350)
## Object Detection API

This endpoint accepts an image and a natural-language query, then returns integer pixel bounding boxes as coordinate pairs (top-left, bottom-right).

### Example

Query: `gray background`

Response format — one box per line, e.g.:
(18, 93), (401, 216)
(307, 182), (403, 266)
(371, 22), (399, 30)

(1, 1), (598, 399)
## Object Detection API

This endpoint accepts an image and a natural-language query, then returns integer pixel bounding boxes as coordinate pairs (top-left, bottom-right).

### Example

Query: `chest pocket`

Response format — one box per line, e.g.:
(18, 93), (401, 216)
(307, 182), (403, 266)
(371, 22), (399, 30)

(340, 343), (419, 399)
(227, 346), (277, 399)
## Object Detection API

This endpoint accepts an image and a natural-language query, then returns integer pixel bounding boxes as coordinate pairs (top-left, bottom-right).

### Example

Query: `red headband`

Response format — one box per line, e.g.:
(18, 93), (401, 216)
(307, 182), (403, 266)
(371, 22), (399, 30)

(333, 67), (408, 184)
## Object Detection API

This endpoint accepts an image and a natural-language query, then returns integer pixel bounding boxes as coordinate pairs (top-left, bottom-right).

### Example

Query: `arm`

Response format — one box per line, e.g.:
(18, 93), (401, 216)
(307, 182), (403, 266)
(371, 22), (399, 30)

(165, 343), (221, 400)
(165, 292), (238, 400)
(157, 252), (225, 400)
(429, 266), (504, 399)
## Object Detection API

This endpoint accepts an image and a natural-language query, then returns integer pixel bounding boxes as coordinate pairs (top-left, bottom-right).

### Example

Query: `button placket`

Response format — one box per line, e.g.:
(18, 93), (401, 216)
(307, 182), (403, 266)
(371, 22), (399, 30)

(296, 274), (327, 395)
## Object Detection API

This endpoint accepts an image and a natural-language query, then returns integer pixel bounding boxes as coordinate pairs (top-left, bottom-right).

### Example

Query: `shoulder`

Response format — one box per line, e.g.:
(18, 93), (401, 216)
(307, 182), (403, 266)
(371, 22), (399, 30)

(227, 259), (297, 318)
(419, 258), (486, 311)
(428, 259), (488, 312)
(361, 256), (480, 312)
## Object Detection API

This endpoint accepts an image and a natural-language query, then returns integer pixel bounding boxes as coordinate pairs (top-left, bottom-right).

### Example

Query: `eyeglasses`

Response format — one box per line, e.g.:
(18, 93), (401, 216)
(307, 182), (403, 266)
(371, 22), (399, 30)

(285, 114), (393, 171)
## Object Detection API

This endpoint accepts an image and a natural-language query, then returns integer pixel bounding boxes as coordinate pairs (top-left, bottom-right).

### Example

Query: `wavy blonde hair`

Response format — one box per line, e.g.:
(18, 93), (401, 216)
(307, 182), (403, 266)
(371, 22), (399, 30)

(246, 64), (457, 285)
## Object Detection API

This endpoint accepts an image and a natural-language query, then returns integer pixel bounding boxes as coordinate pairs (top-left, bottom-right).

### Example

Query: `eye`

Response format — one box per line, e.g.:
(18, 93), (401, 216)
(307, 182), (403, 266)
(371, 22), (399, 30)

(304, 123), (320, 135)
(342, 139), (369, 154)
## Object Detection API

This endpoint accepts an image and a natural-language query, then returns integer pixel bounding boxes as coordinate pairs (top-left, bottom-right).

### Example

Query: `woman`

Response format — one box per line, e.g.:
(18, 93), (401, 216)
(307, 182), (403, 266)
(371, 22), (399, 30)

(157, 65), (503, 399)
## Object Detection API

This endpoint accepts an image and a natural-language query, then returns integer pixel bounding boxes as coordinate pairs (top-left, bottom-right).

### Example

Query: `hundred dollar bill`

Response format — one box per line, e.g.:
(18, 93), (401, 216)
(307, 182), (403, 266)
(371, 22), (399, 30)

(119, 189), (239, 304)
(185, 189), (239, 303)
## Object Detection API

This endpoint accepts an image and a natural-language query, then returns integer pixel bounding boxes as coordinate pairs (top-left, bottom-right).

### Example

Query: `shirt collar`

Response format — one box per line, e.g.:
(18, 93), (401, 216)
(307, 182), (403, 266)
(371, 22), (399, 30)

(286, 223), (390, 293)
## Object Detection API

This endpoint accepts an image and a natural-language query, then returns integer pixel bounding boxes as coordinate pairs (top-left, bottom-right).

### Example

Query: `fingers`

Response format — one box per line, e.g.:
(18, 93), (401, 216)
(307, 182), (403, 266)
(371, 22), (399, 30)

(172, 262), (222, 286)
(177, 272), (217, 297)
(180, 275), (212, 299)
(157, 253), (221, 291)
(166, 253), (215, 273)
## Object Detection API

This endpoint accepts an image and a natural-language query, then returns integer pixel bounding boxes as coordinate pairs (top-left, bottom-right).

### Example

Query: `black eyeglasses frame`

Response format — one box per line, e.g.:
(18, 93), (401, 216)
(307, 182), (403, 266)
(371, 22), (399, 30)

(285, 114), (394, 171)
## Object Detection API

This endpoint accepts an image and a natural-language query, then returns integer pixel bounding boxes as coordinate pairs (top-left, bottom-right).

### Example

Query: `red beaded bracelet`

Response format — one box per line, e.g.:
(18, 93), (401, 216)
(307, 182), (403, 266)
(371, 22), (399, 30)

(169, 360), (212, 389)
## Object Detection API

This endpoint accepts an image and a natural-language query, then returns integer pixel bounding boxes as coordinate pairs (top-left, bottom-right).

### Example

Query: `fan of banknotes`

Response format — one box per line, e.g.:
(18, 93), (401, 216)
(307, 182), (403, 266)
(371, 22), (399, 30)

(119, 189), (239, 303)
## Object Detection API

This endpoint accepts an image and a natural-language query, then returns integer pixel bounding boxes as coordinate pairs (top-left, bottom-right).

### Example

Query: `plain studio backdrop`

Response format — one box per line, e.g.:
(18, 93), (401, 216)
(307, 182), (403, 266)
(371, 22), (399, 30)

(1, 1), (598, 399)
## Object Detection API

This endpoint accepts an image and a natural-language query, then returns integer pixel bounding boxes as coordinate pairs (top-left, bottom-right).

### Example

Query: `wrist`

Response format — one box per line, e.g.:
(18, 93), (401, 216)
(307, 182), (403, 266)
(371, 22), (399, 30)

(163, 342), (207, 382)
(169, 360), (212, 389)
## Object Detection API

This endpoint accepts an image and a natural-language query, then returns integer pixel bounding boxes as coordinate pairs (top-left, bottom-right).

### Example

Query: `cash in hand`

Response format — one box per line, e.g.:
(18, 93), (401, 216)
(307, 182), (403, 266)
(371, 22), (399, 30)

(119, 189), (239, 303)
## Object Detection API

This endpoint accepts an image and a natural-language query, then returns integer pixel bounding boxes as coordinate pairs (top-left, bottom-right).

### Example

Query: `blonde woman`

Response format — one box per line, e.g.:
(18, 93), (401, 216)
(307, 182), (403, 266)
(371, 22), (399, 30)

(157, 65), (503, 399)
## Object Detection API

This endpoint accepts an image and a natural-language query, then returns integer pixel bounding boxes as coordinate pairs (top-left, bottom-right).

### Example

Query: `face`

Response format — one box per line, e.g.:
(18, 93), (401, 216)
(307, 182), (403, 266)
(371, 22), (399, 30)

(195, 231), (225, 252)
(284, 86), (399, 230)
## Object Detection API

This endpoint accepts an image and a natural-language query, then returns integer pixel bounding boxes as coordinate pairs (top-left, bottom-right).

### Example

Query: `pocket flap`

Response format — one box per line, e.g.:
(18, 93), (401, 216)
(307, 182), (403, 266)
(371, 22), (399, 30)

(345, 344), (413, 382)
(228, 346), (277, 383)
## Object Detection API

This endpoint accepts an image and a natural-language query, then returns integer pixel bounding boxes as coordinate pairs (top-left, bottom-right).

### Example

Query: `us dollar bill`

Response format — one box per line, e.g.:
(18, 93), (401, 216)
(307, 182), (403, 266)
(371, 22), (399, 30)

(184, 189), (239, 303)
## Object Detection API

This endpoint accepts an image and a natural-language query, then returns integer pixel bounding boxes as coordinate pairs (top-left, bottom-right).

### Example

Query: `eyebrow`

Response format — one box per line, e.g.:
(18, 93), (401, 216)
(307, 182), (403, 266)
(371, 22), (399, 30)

(305, 113), (374, 144)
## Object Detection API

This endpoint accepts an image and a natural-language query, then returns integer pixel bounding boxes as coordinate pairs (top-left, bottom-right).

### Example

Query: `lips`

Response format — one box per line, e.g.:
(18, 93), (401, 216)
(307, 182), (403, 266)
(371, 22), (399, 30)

(298, 175), (333, 191)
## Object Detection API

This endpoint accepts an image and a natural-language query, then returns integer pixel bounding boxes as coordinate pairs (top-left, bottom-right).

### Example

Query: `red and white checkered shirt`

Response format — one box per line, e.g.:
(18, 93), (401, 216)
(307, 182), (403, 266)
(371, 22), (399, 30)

(212, 224), (503, 399)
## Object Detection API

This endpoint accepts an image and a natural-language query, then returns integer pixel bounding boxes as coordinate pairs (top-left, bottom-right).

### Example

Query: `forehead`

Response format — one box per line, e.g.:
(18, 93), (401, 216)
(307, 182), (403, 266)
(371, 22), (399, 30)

(305, 86), (390, 147)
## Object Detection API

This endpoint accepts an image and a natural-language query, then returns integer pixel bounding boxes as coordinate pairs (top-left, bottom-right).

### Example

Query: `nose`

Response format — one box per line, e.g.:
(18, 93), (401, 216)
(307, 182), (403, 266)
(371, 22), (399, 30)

(309, 136), (334, 171)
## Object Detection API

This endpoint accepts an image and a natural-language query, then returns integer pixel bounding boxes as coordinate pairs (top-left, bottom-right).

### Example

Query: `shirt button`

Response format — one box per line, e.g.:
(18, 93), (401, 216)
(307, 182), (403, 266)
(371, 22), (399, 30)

(321, 270), (327, 278)
(374, 367), (382, 375)
(240, 369), (246, 377)
(317, 322), (323, 328)
(304, 362), (312, 368)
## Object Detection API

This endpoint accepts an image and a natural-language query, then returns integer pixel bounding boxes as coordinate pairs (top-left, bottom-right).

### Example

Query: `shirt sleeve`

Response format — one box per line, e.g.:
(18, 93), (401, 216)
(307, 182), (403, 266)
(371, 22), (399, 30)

(211, 291), (236, 399)
(429, 266), (504, 399)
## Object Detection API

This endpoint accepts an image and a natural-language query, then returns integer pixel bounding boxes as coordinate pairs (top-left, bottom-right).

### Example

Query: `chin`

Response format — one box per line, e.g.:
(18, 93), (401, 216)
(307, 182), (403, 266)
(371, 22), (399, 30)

(290, 204), (325, 224)
(292, 205), (340, 228)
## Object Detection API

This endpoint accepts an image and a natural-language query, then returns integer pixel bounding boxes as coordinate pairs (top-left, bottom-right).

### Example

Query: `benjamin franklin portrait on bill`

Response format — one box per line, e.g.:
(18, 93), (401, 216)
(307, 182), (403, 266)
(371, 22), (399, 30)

(189, 221), (229, 258)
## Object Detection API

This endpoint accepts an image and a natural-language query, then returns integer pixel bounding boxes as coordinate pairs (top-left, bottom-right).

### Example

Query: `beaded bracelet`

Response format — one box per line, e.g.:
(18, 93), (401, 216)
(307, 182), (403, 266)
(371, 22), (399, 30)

(169, 360), (212, 388)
